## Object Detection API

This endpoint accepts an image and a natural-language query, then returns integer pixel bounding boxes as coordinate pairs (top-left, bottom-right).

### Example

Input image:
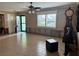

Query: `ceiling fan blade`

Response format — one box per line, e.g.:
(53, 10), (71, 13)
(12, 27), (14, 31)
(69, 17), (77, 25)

(34, 7), (41, 11)
(34, 7), (41, 9)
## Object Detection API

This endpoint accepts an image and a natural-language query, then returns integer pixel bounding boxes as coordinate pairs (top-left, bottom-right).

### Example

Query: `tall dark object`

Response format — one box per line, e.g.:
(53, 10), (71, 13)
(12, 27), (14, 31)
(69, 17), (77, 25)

(63, 7), (74, 56)
(77, 4), (79, 32)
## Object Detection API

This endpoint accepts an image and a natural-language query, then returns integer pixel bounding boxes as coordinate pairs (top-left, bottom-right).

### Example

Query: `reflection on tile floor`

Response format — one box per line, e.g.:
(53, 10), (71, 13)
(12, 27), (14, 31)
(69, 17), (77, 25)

(0, 32), (65, 56)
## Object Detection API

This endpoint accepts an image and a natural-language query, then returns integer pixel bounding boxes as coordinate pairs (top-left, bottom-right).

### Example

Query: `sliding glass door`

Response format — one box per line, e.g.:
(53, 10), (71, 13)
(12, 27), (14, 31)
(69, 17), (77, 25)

(16, 15), (26, 32)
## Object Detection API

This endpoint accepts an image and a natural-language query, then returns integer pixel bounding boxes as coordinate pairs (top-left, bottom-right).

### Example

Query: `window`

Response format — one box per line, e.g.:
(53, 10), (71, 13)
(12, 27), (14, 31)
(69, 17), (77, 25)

(37, 14), (56, 28)
(37, 15), (45, 27)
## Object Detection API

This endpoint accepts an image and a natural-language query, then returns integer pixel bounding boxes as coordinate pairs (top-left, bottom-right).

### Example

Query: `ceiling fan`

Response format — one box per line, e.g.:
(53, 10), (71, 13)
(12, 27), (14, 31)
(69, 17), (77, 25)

(27, 2), (41, 12)
(28, 2), (40, 10)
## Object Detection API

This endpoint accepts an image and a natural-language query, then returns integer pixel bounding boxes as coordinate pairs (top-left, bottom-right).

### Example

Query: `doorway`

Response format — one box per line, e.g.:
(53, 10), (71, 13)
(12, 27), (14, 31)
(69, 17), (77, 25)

(16, 15), (26, 32)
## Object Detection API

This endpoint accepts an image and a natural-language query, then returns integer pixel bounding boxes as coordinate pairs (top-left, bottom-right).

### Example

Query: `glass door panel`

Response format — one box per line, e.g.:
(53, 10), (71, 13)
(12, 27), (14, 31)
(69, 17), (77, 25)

(21, 16), (26, 32)
(22, 16), (26, 23)
(16, 16), (21, 32)
(22, 24), (26, 31)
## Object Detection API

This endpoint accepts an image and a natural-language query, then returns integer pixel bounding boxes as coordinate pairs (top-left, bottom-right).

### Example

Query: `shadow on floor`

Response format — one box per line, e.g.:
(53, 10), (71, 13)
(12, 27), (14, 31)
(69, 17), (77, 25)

(46, 51), (59, 56)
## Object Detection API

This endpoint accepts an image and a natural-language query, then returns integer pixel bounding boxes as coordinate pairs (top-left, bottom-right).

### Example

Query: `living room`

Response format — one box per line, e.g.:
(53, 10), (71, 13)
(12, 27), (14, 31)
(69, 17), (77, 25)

(0, 2), (78, 56)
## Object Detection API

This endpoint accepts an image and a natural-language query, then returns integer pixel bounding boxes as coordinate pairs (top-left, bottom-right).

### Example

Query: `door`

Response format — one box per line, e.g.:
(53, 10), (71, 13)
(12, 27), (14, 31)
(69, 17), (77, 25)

(21, 16), (26, 32)
(16, 15), (26, 32)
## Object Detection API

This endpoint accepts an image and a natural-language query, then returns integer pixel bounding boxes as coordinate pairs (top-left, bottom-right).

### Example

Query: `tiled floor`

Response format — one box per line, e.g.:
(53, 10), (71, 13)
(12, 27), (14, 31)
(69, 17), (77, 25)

(0, 32), (65, 56)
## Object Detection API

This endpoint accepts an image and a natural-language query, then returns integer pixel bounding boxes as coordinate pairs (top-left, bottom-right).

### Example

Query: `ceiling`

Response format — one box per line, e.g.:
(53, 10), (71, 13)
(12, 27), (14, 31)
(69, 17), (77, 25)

(0, 2), (74, 12)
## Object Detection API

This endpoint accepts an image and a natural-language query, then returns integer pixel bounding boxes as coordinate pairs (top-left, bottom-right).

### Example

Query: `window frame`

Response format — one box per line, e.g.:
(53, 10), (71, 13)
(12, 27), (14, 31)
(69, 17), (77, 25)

(37, 13), (57, 28)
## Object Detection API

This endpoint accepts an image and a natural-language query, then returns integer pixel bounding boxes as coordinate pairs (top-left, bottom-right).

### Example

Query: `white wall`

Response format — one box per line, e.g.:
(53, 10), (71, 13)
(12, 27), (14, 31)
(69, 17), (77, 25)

(7, 14), (16, 34)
